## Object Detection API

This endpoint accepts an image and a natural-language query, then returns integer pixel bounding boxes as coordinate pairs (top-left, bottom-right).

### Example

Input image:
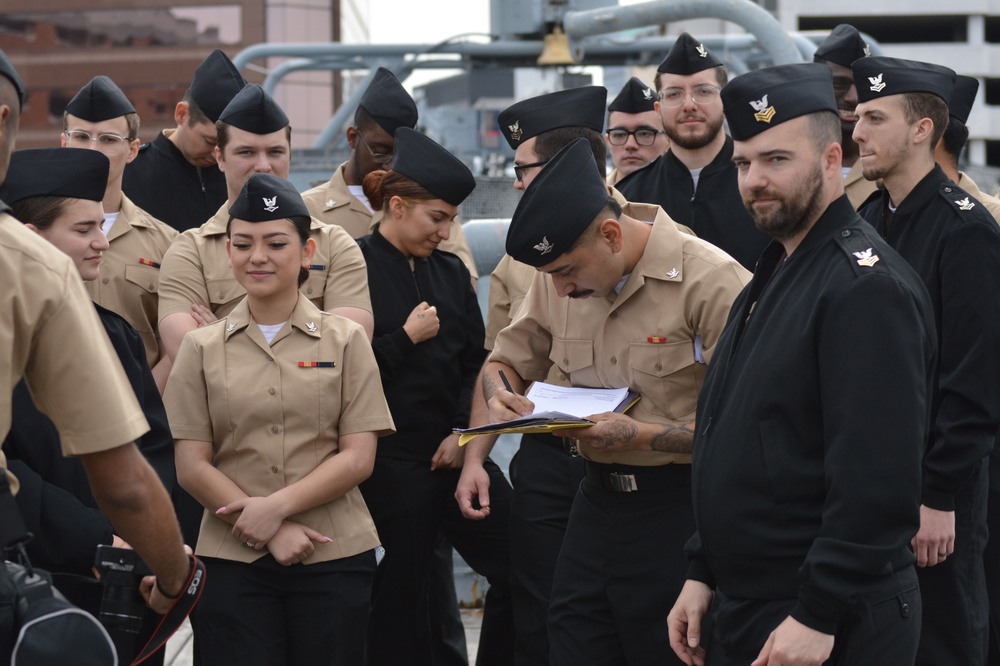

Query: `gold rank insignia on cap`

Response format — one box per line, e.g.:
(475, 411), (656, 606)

(696, 44), (708, 58)
(956, 197), (976, 211)
(750, 94), (776, 123)
(642, 87), (653, 100)
(533, 236), (554, 255)
(868, 73), (885, 92)
(263, 196), (278, 212)
(853, 248), (880, 267)
(508, 121), (523, 141)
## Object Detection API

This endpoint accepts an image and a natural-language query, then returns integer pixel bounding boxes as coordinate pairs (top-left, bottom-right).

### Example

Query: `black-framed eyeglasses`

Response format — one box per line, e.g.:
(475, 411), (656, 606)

(831, 76), (856, 95)
(357, 132), (393, 165)
(63, 129), (132, 150)
(657, 84), (721, 108)
(606, 128), (663, 146)
(513, 159), (549, 182)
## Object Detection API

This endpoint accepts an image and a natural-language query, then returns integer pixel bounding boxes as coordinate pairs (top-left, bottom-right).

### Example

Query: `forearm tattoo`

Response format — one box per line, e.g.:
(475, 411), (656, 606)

(650, 421), (696, 454)
(592, 420), (639, 451)
(482, 373), (499, 401)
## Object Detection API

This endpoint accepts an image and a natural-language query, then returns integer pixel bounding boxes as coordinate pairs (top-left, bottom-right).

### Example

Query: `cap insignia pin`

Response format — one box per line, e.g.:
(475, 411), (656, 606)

(666, 268), (679, 278)
(642, 87), (653, 101)
(533, 236), (554, 255)
(508, 121), (523, 142)
(306, 321), (317, 332)
(263, 196), (279, 212)
(862, 44), (871, 58)
(956, 197), (976, 211)
(853, 248), (880, 267)
(868, 73), (885, 93)
(695, 44), (708, 58)
(750, 94), (776, 123)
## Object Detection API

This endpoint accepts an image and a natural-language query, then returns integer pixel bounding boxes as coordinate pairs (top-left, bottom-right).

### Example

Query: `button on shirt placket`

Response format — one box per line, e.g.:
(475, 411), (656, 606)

(260, 343), (283, 480)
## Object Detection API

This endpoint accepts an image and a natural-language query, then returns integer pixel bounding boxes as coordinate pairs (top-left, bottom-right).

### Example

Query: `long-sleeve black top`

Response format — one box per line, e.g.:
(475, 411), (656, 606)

(616, 136), (770, 271)
(358, 227), (486, 462)
(3, 304), (175, 574)
(688, 196), (936, 634)
(858, 165), (1000, 511)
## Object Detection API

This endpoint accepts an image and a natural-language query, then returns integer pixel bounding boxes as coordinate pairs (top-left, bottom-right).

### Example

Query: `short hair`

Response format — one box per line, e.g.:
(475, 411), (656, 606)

(533, 127), (607, 179)
(900, 92), (949, 151)
(569, 198), (623, 252)
(654, 65), (728, 94)
(353, 105), (378, 133)
(362, 169), (435, 212)
(62, 110), (140, 140)
(940, 117), (970, 161)
(9, 196), (68, 231)
(181, 91), (211, 125)
(215, 120), (292, 153)
(807, 111), (842, 154)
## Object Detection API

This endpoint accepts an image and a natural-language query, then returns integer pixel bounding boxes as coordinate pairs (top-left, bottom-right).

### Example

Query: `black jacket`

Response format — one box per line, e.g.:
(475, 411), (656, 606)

(858, 165), (1000, 511)
(4, 304), (175, 574)
(688, 196), (936, 634)
(616, 136), (769, 271)
(122, 131), (228, 232)
(358, 228), (486, 462)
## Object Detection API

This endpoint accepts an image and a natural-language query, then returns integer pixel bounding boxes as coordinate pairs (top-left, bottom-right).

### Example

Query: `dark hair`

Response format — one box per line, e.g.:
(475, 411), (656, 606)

(226, 214), (312, 286)
(362, 169), (435, 212)
(353, 105), (379, 133)
(901, 92), (949, 151)
(940, 117), (969, 161)
(10, 196), (70, 231)
(654, 65), (728, 94)
(808, 111), (842, 154)
(569, 198), (623, 252)
(533, 127), (607, 178)
(181, 91), (211, 125)
(215, 121), (293, 153)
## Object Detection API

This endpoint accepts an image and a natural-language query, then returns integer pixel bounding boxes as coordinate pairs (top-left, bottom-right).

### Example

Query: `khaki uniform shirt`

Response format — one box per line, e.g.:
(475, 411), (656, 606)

(0, 212), (149, 491)
(490, 203), (750, 466)
(844, 161), (879, 210)
(163, 295), (394, 564)
(85, 195), (177, 367)
(958, 172), (1000, 224)
(301, 162), (479, 278)
(607, 167), (624, 187)
(158, 203), (371, 322)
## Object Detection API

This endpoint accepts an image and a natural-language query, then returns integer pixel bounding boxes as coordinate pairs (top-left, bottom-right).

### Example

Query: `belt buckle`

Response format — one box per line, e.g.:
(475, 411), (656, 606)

(564, 438), (580, 457)
(609, 472), (638, 493)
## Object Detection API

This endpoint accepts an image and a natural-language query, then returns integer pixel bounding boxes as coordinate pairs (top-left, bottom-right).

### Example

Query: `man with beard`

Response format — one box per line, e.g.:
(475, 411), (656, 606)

(485, 137), (748, 665)
(853, 56), (1000, 666)
(813, 24), (880, 209)
(617, 33), (768, 271)
(668, 62), (934, 666)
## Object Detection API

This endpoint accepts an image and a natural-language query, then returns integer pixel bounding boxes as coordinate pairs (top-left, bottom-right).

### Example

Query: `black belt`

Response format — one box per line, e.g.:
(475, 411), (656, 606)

(584, 461), (688, 493)
(522, 432), (579, 456)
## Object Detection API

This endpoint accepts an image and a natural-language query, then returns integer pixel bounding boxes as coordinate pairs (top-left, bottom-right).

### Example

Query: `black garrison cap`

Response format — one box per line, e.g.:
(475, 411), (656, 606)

(723, 63), (838, 141)
(358, 67), (418, 135)
(0, 148), (109, 205)
(608, 77), (657, 114)
(506, 138), (609, 267)
(949, 75), (979, 124)
(229, 173), (308, 222)
(391, 128), (476, 206)
(813, 24), (871, 67)
(657, 32), (724, 75)
(498, 86), (607, 149)
(189, 49), (246, 123)
(852, 57), (955, 104)
(218, 84), (289, 134)
(0, 49), (25, 111)
(65, 76), (135, 122)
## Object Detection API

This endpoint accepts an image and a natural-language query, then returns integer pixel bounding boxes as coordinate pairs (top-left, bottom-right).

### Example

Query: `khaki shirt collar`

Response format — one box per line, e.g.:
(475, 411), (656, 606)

(106, 194), (155, 241)
(223, 294), (324, 344)
(201, 202), (231, 236)
(624, 202), (684, 283)
(318, 163), (374, 217)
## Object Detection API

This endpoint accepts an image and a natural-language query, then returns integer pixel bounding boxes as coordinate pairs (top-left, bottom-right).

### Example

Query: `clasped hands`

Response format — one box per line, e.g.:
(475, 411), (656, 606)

(217, 495), (332, 566)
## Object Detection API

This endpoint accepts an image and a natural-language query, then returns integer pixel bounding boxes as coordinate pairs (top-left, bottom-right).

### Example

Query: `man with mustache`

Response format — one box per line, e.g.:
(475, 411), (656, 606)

(617, 33), (768, 271)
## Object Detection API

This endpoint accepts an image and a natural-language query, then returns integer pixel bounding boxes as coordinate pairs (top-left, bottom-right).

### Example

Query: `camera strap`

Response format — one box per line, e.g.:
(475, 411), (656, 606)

(129, 554), (205, 665)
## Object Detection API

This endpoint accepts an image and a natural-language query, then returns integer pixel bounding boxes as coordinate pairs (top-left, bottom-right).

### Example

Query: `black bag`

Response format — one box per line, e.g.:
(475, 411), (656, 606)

(0, 468), (116, 665)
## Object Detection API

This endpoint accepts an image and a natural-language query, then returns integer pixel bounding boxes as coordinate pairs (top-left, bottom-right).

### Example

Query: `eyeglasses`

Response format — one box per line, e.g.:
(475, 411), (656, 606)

(606, 128), (664, 146)
(63, 129), (132, 150)
(657, 84), (721, 108)
(357, 132), (393, 165)
(831, 76), (856, 95)
(513, 159), (549, 182)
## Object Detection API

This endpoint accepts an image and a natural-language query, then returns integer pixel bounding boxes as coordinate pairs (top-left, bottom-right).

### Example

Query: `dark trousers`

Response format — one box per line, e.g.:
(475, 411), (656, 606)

(362, 457), (514, 666)
(985, 442), (1000, 666)
(508, 433), (585, 666)
(193, 552), (375, 666)
(917, 460), (990, 666)
(706, 567), (920, 665)
(429, 534), (469, 666)
(548, 462), (693, 666)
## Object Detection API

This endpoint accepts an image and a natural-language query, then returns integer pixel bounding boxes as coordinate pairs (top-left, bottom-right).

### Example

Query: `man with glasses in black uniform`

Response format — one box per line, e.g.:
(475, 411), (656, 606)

(605, 77), (669, 186)
(617, 33), (768, 271)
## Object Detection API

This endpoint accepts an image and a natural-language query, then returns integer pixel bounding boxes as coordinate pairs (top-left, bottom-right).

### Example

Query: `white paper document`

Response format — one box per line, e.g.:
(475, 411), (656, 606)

(525, 382), (632, 418)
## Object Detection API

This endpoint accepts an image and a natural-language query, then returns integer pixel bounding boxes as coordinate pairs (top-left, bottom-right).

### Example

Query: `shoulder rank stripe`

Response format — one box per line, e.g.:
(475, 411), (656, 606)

(298, 361), (335, 368)
(138, 258), (161, 268)
(647, 336), (667, 344)
(309, 264), (326, 271)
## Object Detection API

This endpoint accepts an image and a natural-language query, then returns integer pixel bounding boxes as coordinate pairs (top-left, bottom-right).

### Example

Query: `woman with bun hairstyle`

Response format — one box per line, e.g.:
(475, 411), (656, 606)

(164, 172), (394, 665)
(357, 127), (514, 666)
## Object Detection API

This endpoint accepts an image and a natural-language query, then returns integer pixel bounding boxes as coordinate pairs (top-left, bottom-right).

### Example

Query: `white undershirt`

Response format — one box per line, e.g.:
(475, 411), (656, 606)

(102, 212), (118, 236)
(257, 322), (286, 345)
(689, 167), (705, 192)
(348, 185), (375, 214)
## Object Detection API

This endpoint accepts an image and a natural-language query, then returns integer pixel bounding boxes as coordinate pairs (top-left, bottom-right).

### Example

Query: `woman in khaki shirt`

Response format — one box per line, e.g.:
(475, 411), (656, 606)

(164, 173), (394, 666)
